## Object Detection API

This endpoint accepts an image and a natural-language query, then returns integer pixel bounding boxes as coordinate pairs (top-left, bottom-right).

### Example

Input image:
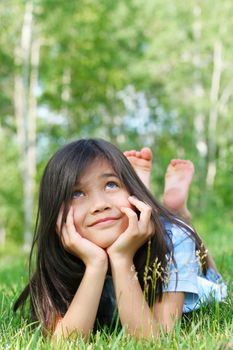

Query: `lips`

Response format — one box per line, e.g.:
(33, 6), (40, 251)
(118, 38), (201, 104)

(89, 217), (119, 227)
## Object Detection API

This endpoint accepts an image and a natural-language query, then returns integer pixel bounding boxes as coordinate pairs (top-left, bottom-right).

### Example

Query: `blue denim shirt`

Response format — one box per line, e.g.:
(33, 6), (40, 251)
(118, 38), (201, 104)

(161, 220), (227, 312)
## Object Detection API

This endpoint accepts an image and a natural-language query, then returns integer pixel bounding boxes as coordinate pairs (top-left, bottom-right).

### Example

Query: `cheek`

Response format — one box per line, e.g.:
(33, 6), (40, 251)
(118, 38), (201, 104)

(120, 215), (129, 232)
(119, 198), (136, 231)
(122, 197), (136, 211)
(120, 193), (133, 209)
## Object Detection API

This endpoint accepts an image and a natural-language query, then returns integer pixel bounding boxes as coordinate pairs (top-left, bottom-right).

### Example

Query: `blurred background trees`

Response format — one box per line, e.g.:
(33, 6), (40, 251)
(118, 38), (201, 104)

(0, 0), (233, 247)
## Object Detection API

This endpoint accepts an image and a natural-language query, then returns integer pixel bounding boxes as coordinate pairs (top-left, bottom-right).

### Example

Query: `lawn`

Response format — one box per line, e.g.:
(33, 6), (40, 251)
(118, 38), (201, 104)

(0, 214), (232, 349)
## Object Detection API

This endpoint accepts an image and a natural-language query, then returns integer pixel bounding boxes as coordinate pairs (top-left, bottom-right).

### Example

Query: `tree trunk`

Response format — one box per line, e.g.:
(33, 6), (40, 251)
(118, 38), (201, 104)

(206, 41), (222, 188)
(192, 5), (208, 189)
(14, 1), (39, 249)
(24, 36), (40, 249)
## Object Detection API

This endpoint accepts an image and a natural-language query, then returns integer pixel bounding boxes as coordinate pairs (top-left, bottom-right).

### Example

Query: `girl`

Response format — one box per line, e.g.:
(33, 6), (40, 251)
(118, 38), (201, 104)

(14, 139), (226, 339)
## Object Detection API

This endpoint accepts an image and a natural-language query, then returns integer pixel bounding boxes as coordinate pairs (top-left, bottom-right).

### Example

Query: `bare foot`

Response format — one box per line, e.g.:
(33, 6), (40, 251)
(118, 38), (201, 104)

(163, 159), (194, 222)
(124, 148), (153, 189)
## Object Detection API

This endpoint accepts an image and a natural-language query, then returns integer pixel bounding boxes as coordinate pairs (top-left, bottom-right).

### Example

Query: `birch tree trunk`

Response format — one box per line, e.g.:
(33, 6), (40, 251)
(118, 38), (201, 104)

(206, 41), (222, 188)
(25, 36), (40, 249)
(14, 0), (39, 248)
(192, 6), (208, 177)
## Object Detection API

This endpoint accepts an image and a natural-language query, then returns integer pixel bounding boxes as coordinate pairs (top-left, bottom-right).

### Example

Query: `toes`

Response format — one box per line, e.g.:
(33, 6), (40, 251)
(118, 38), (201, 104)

(170, 159), (194, 169)
(124, 150), (136, 157)
(141, 147), (153, 161)
(124, 148), (153, 161)
(170, 159), (184, 166)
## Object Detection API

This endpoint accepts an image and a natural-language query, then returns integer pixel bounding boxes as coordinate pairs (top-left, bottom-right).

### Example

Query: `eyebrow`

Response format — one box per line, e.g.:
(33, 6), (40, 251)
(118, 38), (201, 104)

(100, 172), (118, 179)
(75, 172), (119, 187)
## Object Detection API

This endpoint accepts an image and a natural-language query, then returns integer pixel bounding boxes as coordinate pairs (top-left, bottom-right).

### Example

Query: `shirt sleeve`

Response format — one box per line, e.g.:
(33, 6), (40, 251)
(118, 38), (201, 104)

(162, 221), (227, 313)
(163, 223), (199, 296)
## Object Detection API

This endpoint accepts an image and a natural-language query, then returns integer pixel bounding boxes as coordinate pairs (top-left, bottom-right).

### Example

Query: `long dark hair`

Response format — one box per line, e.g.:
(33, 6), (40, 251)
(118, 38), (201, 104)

(14, 139), (208, 329)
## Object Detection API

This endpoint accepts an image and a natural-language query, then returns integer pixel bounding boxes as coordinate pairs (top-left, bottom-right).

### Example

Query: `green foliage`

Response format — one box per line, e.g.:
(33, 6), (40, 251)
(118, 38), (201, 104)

(0, 3), (232, 345)
(0, 131), (24, 242)
(0, 0), (233, 243)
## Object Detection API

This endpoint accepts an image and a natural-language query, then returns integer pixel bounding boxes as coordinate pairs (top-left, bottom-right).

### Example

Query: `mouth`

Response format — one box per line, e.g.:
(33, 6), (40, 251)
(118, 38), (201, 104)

(89, 217), (120, 227)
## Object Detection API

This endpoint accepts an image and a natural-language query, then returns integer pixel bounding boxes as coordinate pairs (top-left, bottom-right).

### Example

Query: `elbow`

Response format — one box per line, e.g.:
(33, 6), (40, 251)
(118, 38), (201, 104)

(52, 322), (91, 341)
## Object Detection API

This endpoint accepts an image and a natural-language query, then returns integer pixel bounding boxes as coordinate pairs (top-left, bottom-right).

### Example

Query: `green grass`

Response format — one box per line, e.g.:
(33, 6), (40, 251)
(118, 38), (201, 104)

(0, 216), (233, 350)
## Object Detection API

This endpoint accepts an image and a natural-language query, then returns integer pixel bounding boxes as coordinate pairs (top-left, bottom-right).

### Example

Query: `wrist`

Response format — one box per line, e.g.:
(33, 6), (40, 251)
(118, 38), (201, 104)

(109, 257), (139, 284)
(85, 255), (108, 273)
(108, 253), (133, 269)
(85, 260), (108, 276)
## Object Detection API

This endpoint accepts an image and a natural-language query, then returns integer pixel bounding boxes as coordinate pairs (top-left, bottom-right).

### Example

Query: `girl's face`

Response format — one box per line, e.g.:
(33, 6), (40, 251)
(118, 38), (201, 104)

(71, 159), (132, 248)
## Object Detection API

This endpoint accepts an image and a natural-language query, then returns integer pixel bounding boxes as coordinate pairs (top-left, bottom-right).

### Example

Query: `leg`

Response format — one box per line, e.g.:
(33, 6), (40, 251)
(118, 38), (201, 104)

(125, 151), (217, 271)
(162, 159), (217, 271)
(124, 151), (193, 222)
(124, 148), (152, 189)
(163, 159), (195, 223)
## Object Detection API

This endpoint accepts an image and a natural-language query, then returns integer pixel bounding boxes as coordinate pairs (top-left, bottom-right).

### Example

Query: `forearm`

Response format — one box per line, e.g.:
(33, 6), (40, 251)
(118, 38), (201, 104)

(110, 257), (160, 339)
(53, 264), (107, 338)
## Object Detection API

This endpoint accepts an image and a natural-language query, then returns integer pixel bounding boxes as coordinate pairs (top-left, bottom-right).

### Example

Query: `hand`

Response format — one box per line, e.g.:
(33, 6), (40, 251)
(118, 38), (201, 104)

(107, 196), (153, 263)
(57, 206), (108, 269)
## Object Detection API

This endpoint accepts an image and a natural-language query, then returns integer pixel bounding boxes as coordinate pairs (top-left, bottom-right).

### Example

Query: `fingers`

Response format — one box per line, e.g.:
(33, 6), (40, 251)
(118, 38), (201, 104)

(120, 207), (139, 234)
(56, 206), (79, 252)
(66, 206), (76, 234)
(122, 196), (152, 236)
(56, 205), (64, 234)
(128, 196), (152, 225)
(56, 205), (72, 234)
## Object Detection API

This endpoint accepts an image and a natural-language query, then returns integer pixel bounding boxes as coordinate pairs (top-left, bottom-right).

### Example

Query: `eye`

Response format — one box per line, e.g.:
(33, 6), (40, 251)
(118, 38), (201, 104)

(72, 190), (85, 199)
(105, 181), (119, 190)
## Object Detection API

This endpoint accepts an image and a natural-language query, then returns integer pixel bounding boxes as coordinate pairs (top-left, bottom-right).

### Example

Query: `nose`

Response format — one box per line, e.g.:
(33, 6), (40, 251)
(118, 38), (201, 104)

(90, 193), (111, 214)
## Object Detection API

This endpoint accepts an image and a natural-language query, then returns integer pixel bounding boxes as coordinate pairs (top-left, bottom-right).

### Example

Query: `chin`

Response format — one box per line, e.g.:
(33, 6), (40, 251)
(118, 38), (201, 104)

(96, 240), (115, 249)
(95, 235), (120, 249)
